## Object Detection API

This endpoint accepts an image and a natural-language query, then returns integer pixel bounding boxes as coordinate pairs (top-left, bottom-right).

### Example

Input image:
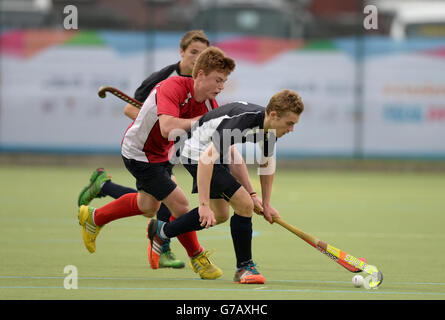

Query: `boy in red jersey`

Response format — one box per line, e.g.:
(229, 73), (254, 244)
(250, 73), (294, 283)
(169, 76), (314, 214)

(77, 30), (210, 269)
(77, 47), (236, 280)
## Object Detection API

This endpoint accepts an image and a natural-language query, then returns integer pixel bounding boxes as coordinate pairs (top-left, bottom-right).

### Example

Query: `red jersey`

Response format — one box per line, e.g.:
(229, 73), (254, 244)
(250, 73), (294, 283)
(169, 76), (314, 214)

(121, 76), (218, 163)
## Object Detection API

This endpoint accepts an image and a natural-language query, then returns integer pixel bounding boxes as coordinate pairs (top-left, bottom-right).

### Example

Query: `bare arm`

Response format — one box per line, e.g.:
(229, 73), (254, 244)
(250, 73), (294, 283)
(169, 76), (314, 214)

(197, 143), (219, 228)
(123, 103), (140, 120)
(259, 157), (280, 224)
(158, 114), (201, 139)
(228, 146), (255, 194)
(229, 146), (264, 213)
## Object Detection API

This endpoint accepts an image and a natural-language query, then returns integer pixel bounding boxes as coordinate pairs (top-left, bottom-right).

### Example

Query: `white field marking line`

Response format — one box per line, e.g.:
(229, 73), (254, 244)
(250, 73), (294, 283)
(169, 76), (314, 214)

(0, 285), (445, 296)
(2, 275), (445, 287)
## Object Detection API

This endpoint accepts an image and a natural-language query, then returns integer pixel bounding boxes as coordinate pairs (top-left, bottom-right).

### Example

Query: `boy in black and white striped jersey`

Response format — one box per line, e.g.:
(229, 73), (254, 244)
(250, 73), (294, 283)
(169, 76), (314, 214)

(148, 90), (304, 284)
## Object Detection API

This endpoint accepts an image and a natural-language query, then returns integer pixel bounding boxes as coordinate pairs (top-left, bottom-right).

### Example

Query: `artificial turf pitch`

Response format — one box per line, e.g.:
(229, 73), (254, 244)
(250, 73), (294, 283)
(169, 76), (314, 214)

(1, 164), (444, 300)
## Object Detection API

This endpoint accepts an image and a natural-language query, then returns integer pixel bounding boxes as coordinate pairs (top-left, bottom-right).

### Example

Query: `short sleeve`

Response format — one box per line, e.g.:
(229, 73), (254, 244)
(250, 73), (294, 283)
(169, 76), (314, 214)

(156, 80), (184, 118)
(134, 76), (157, 102)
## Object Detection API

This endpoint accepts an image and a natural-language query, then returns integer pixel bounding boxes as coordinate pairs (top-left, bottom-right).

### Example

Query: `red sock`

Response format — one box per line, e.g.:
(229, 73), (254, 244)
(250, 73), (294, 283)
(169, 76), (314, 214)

(94, 193), (143, 226)
(169, 215), (203, 258)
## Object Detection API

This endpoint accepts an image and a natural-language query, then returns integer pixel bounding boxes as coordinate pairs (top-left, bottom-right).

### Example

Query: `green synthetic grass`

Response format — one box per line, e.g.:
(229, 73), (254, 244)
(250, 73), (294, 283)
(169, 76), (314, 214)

(0, 164), (444, 300)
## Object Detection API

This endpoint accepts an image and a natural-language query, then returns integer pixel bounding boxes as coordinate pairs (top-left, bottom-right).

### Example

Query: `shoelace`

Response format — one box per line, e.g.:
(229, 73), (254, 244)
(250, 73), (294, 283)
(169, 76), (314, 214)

(163, 250), (176, 260)
(160, 238), (171, 252)
(243, 262), (260, 275)
(193, 250), (215, 268)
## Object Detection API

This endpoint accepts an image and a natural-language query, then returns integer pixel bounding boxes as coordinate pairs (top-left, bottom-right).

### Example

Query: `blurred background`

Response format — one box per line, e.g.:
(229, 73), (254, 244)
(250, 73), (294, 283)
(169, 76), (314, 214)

(1, 0), (445, 169)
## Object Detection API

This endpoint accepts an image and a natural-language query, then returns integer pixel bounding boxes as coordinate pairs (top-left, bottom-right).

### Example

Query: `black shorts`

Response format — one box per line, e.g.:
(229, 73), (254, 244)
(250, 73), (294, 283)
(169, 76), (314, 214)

(182, 163), (241, 201)
(122, 157), (176, 201)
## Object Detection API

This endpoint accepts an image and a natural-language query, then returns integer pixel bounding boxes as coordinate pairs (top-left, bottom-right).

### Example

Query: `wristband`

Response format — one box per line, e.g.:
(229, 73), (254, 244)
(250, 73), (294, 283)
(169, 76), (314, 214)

(249, 192), (257, 196)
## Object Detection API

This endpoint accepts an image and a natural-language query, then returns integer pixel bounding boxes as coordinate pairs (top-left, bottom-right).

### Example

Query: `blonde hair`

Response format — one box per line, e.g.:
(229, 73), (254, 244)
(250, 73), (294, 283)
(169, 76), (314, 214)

(180, 30), (210, 51)
(266, 90), (304, 116)
(192, 46), (236, 79)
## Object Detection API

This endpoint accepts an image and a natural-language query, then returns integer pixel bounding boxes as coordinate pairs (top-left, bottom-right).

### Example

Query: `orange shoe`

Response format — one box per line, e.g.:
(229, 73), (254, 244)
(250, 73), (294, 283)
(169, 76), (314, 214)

(233, 261), (266, 284)
(147, 219), (167, 269)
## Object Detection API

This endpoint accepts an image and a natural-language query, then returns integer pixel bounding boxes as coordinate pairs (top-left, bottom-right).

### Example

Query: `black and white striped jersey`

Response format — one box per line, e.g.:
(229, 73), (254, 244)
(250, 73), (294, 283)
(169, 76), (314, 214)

(180, 102), (276, 164)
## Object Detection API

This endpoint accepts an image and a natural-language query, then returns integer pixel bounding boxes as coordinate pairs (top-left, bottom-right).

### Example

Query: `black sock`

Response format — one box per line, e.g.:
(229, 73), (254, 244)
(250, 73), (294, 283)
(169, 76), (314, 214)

(230, 213), (253, 268)
(163, 207), (203, 238)
(101, 181), (137, 199)
(157, 203), (172, 223)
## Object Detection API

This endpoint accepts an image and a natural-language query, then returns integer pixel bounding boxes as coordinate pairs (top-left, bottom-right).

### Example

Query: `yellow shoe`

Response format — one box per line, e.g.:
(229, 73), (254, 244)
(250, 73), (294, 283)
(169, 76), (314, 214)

(78, 205), (102, 253)
(190, 250), (223, 280)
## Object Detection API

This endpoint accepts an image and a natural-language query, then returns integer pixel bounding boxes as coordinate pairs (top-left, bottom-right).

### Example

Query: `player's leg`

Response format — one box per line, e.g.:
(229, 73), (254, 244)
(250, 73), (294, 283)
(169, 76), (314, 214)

(161, 184), (190, 219)
(77, 166), (181, 267)
(228, 187), (265, 284)
(78, 167), (174, 222)
(147, 185), (190, 269)
(146, 164), (227, 279)
(199, 165), (265, 284)
(78, 190), (153, 253)
(148, 164), (259, 282)
(152, 164), (231, 239)
(142, 163), (186, 269)
(77, 168), (136, 206)
(102, 180), (136, 200)
(150, 179), (184, 268)
(155, 174), (178, 221)
(183, 198), (229, 279)
(149, 184), (220, 276)
(77, 158), (166, 253)
(210, 198), (230, 224)
(148, 201), (223, 279)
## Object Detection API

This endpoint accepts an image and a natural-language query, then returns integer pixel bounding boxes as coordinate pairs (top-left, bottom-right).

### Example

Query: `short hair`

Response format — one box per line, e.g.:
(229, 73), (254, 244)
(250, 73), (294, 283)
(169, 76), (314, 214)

(192, 46), (236, 79)
(180, 30), (210, 51)
(266, 90), (304, 116)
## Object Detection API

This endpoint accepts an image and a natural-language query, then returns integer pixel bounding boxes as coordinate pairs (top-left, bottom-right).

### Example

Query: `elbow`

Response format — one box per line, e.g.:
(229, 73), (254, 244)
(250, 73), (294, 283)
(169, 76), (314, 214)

(124, 105), (138, 120)
(123, 106), (131, 117)
(158, 116), (174, 139)
(159, 122), (175, 139)
(160, 126), (170, 139)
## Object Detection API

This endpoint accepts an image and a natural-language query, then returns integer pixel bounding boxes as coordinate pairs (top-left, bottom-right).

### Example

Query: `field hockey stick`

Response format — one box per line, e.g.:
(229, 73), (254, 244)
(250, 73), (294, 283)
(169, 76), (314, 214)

(271, 216), (383, 288)
(273, 217), (362, 273)
(97, 86), (143, 109)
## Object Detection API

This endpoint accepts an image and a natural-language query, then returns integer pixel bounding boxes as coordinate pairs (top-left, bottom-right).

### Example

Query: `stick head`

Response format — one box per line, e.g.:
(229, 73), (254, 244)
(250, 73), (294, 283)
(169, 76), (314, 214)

(98, 86), (107, 98)
(363, 266), (383, 289)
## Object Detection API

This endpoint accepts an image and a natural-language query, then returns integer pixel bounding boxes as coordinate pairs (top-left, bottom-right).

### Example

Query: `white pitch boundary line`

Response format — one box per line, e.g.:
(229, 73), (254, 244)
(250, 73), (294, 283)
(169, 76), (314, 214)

(0, 276), (445, 286)
(0, 285), (445, 296)
(1, 275), (445, 286)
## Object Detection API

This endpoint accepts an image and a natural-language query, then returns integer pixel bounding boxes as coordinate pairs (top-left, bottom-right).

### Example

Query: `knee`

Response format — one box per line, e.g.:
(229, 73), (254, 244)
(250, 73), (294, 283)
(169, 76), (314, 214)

(142, 212), (156, 218)
(236, 199), (254, 217)
(169, 201), (190, 218)
(139, 207), (158, 217)
(215, 212), (230, 224)
(137, 198), (160, 217)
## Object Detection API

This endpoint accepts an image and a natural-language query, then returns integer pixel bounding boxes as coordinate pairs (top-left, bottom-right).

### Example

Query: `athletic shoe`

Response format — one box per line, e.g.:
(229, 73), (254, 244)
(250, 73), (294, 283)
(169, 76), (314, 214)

(233, 261), (266, 284)
(159, 249), (185, 269)
(78, 205), (102, 253)
(77, 168), (111, 207)
(147, 219), (167, 269)
(190, 250), (223, 280)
